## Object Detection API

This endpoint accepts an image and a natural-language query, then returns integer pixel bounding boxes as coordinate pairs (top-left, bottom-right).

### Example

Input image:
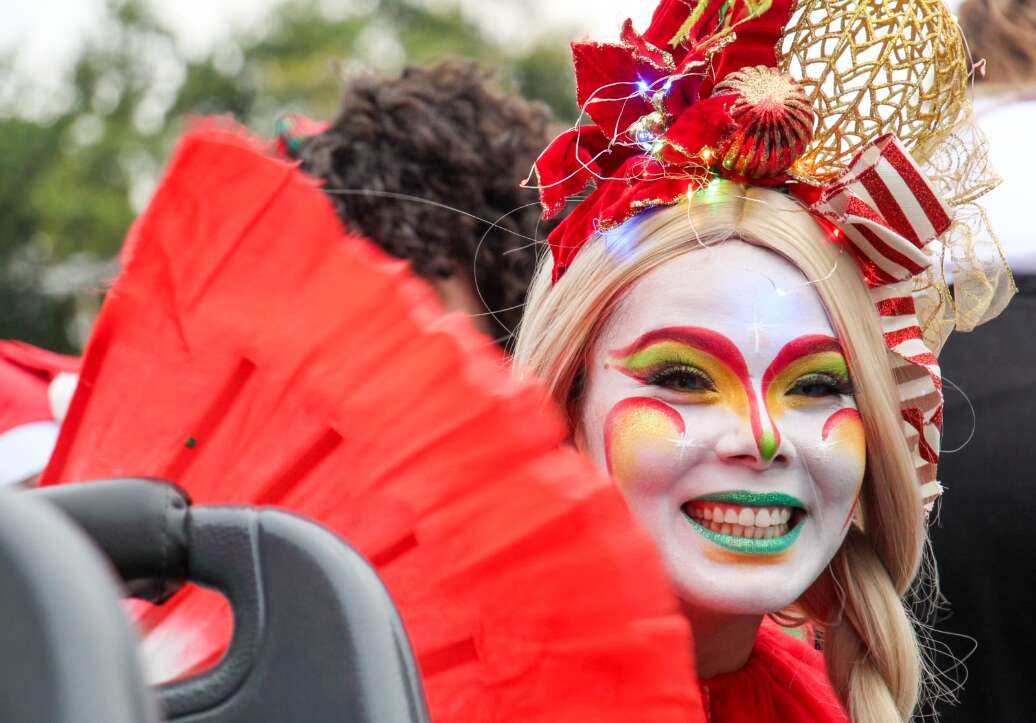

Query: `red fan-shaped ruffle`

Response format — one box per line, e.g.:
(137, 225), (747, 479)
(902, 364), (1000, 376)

(42, 120), (704, 722)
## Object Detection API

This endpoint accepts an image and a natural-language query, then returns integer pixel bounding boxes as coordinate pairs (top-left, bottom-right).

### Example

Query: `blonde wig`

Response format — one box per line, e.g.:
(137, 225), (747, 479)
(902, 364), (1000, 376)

(514, 180), (930, 722)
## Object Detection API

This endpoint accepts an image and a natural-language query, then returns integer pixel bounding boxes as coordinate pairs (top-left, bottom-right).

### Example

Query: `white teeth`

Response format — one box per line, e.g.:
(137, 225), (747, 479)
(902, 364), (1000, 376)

(686, 502), (801, 537)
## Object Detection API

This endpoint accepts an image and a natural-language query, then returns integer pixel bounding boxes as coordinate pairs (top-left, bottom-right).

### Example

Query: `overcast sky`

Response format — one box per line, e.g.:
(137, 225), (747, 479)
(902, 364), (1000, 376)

(2, 0), (657, 87)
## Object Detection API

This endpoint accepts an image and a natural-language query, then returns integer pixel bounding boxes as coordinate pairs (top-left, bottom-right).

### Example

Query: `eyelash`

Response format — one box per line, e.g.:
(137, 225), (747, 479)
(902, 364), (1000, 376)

(642, 364), (716, 393)
(787, 372), (854, 398)
(638, 365), (853, 399)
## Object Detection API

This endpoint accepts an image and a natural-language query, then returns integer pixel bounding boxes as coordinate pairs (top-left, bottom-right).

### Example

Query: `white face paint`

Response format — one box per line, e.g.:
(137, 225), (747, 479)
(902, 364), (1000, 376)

(579, 241), (866, 615)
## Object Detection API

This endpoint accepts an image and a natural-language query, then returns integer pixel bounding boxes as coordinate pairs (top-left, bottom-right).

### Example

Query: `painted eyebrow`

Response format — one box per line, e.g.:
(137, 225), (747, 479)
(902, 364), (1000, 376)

(607, 327), (751, 377)
(761, 335), (845, 389)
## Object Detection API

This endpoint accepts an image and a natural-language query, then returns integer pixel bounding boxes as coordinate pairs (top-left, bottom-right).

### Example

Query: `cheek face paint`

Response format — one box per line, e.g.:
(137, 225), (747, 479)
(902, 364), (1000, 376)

(608, 327), (775, 460)
(822, 407), (867, 529)
(604, 397), (685, 490)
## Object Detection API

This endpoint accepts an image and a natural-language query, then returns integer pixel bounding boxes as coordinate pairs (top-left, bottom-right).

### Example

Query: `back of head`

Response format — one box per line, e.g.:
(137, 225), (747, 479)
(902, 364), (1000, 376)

(297, 60), (554, 341)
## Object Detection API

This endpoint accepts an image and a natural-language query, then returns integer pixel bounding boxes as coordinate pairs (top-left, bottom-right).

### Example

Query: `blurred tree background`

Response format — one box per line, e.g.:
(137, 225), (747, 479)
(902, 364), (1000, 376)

(0, 0), (575, 352)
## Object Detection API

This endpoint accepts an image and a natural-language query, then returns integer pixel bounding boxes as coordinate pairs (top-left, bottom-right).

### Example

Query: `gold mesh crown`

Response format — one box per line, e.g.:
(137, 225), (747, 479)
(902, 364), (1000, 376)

(780, 0), (970, 180)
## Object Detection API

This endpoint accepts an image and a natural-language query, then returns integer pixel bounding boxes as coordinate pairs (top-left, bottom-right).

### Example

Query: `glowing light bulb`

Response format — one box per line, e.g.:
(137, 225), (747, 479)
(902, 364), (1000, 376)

(637, 79), (650, 96)
(636, 129), (657, 152)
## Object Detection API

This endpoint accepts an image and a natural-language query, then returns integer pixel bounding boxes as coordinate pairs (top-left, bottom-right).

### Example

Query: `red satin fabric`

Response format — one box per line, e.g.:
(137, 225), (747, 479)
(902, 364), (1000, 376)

(701, 623), (849, 723)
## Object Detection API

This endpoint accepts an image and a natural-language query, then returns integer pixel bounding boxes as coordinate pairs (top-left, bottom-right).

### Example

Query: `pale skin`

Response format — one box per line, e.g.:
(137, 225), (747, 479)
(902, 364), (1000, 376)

(577, 241), (866, 678)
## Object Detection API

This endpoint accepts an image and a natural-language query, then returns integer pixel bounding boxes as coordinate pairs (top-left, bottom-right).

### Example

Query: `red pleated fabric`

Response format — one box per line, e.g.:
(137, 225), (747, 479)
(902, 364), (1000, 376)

(701, 623), (848, 723)
(41, 120), (705, 722)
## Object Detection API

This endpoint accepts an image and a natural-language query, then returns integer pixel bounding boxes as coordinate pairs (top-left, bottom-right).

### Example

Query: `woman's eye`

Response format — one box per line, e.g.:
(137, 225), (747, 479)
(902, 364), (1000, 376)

(788, 373), (853, 398)
(645, 366), (716, 392)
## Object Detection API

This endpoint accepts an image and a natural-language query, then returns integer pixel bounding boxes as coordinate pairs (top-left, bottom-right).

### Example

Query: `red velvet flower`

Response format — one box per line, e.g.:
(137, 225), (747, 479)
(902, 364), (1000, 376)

(532, 0), (801, 281)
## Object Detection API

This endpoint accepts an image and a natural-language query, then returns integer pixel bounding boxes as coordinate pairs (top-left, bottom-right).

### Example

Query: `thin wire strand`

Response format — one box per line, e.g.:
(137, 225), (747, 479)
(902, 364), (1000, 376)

(938, 375), (977, 454)
(321, 188), (541, 243)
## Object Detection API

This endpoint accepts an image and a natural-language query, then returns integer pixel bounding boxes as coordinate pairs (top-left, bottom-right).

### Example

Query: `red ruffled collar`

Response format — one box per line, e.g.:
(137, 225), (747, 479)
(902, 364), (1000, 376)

(699, 623), (848, 723)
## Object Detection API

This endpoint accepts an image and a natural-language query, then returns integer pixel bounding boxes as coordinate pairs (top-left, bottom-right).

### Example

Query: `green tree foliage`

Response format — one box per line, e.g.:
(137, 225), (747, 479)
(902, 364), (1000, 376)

(0, 0), (575, 351)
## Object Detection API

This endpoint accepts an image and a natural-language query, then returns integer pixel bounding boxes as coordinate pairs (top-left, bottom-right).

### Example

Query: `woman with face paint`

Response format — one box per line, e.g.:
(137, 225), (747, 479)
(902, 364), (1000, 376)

(514, 0), (1014, 721)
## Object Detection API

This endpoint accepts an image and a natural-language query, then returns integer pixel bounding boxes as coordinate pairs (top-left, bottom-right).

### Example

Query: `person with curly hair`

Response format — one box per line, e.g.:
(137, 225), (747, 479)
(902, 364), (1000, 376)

(286, 60), (555, 348)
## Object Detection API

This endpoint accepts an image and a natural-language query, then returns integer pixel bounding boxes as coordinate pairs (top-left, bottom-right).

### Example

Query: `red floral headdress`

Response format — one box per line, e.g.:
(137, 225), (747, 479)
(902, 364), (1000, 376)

(531, 0), (1013, 510)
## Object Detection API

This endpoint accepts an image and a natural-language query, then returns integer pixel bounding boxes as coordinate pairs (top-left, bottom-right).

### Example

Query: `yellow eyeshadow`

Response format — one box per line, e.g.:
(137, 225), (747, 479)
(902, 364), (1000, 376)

(766, 352), (850, 413)
(619, 342), (711, 372)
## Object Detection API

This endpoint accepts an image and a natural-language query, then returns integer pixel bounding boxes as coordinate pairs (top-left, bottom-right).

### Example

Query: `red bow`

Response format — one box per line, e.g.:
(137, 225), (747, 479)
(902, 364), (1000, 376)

(531, 0), (798, 281)
(797, 134), (952, 504)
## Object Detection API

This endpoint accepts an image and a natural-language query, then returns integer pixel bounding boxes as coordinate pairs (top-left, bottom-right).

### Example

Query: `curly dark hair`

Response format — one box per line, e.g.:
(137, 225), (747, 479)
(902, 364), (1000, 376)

(296, 60), (555, 345)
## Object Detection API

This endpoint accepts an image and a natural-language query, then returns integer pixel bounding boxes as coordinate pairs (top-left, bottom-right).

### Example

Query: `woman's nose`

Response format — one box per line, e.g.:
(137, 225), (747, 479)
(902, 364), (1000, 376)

(714, 419), (790, 470)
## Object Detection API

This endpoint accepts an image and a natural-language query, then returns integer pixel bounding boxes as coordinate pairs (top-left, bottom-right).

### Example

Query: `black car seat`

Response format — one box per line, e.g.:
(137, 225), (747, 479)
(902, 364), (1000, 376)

(0, 485), (161, 723)
(32, 478), (430, 723)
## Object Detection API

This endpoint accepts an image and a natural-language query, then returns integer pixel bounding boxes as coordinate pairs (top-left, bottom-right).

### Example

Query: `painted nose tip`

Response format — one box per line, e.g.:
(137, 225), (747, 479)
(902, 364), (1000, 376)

(758, 430), (780, 462)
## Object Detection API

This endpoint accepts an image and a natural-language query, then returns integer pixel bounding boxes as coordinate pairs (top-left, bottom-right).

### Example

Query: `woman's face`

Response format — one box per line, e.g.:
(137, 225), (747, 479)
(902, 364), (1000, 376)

(578, 240), (865, 615)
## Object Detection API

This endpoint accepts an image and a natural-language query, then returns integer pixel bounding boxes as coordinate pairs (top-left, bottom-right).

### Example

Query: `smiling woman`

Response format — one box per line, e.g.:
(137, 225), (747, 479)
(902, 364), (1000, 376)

(516, 185), (923, 721)
(511, 0), (1011, 719)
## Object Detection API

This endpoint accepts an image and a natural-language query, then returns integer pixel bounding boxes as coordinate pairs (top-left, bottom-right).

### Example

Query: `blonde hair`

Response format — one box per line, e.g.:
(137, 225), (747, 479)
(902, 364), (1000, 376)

(514, 181), (929, 722)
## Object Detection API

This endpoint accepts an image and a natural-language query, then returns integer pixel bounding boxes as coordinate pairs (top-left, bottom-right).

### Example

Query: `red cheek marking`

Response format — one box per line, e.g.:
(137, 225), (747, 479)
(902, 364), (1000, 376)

(822, 408), (866, 531)
(604, 397), (685, 489)
(822, 408), (863, 441)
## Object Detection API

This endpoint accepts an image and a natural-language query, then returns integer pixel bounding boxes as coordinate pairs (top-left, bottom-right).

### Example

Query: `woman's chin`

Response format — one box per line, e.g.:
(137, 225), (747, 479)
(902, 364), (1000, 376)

(670, 573), (804, 616)
(657, 510), (830, 616)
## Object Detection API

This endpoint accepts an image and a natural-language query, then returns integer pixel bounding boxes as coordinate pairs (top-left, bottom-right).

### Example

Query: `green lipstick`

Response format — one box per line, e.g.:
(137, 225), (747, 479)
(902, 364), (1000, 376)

(693, 490), (806, 509)
(684, 514), (805, 555)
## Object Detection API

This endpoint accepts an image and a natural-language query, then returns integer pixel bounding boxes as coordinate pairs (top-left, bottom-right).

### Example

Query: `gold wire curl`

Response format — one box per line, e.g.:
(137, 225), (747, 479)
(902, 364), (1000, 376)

(780, 0), (970, 181)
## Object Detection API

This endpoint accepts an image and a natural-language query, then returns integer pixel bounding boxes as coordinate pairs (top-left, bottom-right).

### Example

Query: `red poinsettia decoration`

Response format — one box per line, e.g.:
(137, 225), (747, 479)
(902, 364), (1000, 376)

(532, 0), (806, 281)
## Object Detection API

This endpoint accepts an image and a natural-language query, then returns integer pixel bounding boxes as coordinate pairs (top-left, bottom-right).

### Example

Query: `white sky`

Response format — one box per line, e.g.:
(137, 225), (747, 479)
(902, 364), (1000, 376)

(1, 0), (656, 80)
(10, 0), (1024, 262)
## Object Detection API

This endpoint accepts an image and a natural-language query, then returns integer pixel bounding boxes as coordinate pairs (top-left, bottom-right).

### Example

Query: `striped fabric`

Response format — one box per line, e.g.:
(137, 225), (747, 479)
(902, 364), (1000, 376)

(809, 134), (953, 510)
